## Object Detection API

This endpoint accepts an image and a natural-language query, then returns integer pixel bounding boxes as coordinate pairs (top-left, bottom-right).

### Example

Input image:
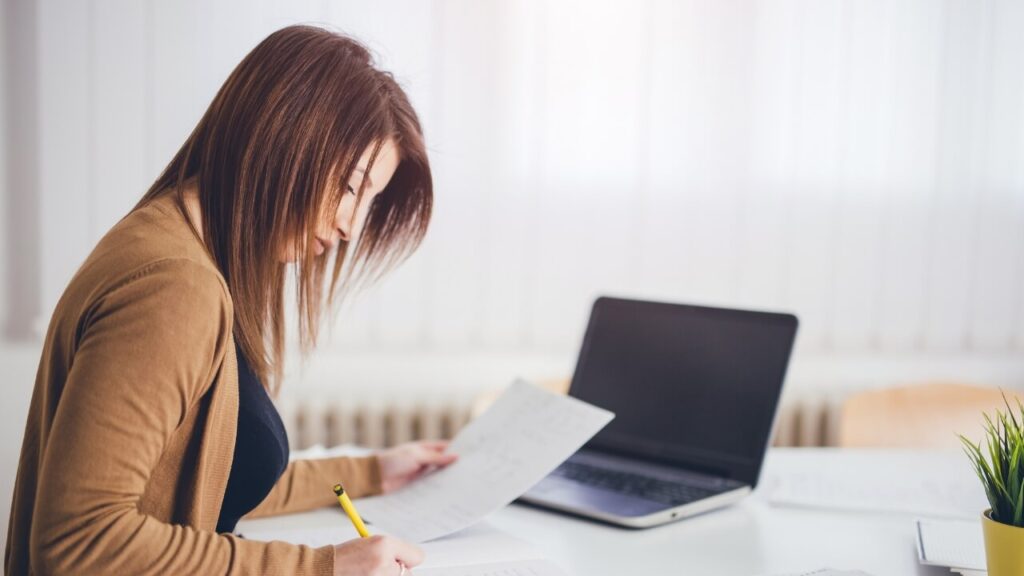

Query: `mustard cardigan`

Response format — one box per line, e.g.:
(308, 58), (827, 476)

(5, 194), (381, 575)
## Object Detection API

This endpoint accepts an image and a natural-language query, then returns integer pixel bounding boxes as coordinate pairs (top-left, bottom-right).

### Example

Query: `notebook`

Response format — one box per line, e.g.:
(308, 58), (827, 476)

(915, 518), (986, 571)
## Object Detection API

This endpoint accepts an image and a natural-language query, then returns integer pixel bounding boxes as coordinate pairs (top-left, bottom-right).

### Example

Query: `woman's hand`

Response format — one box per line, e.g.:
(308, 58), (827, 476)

(333, 535), (423, 576)
(377, 440), (458, 494)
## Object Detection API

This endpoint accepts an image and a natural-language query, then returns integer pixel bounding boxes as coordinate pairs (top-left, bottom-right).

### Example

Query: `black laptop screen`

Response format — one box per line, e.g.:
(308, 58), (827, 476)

(569, 297), (798, 486)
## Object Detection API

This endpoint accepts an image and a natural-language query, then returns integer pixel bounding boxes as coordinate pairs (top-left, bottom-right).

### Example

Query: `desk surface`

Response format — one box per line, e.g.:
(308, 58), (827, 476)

(238, 449), (979, 576)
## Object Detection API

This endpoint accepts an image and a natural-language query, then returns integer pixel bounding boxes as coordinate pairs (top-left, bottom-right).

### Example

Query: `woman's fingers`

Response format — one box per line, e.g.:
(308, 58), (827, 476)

(388, 537), (426, 567)
(399, 452), (455, 483)
(384, 449), (458, 492)
(412, 440), (457, 465)
(377, 441), (459, 493)
(416, 440), (451, 452)
(333, 535), (424, 576)
(416, 449), (458, 466)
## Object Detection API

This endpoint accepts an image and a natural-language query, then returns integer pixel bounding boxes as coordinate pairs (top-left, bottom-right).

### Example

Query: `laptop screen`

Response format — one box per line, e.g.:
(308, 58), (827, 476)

(569, 297), (798, 486)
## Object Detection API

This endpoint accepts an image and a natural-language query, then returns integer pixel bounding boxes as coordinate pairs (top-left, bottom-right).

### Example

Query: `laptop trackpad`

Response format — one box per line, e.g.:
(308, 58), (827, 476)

(525, 476), (666, 518)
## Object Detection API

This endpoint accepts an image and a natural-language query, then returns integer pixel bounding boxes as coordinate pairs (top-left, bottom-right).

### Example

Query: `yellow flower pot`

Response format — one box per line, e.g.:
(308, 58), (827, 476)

(982, 509), (1024, 576)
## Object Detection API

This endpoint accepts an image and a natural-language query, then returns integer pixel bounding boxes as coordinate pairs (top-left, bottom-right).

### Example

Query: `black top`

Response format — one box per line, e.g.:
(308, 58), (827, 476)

(216, 343), (290, 533)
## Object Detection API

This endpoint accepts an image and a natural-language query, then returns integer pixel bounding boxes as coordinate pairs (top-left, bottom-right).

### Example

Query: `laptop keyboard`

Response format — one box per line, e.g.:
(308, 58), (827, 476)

(551, 460), (724, 506)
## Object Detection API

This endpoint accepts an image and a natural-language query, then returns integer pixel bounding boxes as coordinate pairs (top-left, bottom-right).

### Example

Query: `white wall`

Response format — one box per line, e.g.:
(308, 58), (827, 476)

(21, 0), (1024, 366)
(7, 0), (1024, 390)
(0, 0), (9, 553)
(0, 0), (6, 339)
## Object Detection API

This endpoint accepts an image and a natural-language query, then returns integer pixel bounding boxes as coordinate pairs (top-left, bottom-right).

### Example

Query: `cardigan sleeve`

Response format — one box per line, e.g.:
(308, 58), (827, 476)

(29, 258), (334, 575)
(243, 455), (383, 520)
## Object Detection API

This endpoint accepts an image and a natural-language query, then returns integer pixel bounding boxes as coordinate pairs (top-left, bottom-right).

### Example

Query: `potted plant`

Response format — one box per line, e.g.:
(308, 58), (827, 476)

(960, 395), (1024, 576)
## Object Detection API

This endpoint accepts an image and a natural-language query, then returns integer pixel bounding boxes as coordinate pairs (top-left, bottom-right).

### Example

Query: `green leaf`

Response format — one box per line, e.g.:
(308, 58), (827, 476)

(1014, 471), (1024, 527)
(961, 398), (1024, 528)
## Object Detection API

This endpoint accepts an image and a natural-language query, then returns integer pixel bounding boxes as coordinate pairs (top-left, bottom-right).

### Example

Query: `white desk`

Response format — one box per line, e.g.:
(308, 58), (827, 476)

(238, 449), (981, 576)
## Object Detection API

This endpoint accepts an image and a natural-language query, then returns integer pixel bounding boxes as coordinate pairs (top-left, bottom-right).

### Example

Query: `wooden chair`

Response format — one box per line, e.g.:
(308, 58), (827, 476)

(837, 383), (1024, 449)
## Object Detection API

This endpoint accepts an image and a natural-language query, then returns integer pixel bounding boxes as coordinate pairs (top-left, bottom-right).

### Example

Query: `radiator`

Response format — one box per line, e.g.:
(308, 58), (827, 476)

(279, 388), (844, 450)
(279, 397), (475, 450)
(772, 390), (845, 447)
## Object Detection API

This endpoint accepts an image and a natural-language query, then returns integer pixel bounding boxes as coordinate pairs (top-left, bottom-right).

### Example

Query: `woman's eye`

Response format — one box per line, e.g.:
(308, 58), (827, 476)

(346, 185), (356, 196)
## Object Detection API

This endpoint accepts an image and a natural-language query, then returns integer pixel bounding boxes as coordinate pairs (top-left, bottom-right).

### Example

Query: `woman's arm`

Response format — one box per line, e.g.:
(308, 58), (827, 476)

(244, 441), (459, 520)
(243, 455), (383, 519)
(30, 259), (333, 575)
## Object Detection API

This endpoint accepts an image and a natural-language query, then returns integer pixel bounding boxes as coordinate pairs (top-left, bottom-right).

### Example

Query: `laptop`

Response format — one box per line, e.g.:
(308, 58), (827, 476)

(520, 296), (798, 528)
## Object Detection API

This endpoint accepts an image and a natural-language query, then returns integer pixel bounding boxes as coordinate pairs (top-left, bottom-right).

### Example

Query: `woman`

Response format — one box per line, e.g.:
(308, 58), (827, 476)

(6, 25), (454, 575)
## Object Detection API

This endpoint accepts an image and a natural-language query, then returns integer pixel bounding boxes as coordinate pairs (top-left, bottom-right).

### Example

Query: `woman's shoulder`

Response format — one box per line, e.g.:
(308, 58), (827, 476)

(101, 194), (219, 273)
(55, 195), (231, 330)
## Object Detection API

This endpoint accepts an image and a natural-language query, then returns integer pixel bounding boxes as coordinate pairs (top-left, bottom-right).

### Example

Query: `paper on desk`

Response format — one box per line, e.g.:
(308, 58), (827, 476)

(761, 565), (872, 569)
(420, 526), (568, 576)
(417, 559), (567, 576)
(764, 450), (987, 519)
(915, 519), (986, 571)
(240, 522), (568, 574)
(357, 379), (614, 543)
(414, 523), (542, 569)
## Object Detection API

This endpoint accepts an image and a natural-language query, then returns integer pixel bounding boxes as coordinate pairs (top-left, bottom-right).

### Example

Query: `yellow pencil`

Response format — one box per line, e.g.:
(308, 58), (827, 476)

(333, 483), (371, 538)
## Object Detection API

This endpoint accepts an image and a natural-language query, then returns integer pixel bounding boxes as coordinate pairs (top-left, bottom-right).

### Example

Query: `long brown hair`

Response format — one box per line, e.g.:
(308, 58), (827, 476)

(136, 25), (432, 393)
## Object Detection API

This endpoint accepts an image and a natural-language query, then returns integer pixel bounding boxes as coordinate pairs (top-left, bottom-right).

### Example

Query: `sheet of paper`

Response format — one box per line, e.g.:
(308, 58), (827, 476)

(915, 519), (986, 571)
(416, 559), (568, 576)
(415, 524), (540, 568)
(239, 521), (567, 574)
(356, 379), (615, 542)
(761, 565), (872, 569)
(763, 450), (987, 519)
(757, 571), (874, 576)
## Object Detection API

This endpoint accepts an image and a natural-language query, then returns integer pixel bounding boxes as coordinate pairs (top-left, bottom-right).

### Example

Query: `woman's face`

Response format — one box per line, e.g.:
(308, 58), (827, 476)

(280, 139), (400, 263)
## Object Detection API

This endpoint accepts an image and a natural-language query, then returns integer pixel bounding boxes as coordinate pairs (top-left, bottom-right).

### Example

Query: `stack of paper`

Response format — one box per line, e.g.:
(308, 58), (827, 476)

(915, 519), (987, 575)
